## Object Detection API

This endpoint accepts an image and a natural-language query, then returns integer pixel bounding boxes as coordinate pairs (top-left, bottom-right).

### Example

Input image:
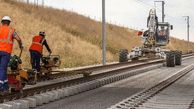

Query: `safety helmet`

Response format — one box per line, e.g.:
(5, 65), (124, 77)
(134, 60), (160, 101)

(1, 16), (12, 22)
(39, 31), (46, 36)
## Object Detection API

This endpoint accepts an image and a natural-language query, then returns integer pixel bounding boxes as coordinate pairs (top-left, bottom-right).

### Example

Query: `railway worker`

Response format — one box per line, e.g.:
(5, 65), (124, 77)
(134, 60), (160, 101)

(0, 16), (23, 93)
(29, 31), (52, 74)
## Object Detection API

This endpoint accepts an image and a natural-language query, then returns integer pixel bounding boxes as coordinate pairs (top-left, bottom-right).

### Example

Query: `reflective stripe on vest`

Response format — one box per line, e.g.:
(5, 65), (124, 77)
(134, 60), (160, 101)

(0, 26), (14, 54)
(0, 29), (13, 44)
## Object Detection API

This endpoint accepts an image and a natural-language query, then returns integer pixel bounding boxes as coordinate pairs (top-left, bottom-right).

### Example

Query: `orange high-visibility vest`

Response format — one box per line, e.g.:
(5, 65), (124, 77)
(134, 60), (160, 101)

(29, 36), (45, 53)
(0, 25), (14, 54)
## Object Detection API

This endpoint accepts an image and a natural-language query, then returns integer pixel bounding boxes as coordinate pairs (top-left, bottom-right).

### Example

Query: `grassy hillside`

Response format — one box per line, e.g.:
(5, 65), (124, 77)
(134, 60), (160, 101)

(0, 0), (193, 68)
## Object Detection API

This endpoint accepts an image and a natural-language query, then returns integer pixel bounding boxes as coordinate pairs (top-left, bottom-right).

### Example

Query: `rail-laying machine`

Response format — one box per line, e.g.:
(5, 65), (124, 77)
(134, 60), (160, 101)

(119, 8), (182, 67)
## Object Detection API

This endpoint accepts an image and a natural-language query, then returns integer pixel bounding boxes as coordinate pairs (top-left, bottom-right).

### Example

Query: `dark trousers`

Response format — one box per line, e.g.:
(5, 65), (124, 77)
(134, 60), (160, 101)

(30, 51), (42, 72)
(0, 51), (10, 91)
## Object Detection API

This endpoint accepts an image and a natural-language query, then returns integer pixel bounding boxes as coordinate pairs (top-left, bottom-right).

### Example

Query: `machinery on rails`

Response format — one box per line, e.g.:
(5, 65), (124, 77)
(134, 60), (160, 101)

(7, 52), (33, 92)
(119, 8), (182, 67)
(1, 54), (193, 105)
(39, 55), (61, 80)
(7, 49), (61, 93)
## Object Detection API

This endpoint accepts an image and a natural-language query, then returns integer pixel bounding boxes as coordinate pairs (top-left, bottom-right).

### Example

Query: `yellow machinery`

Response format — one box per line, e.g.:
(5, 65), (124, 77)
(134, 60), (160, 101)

(7, 52), (37, 92)
(6, 49), (61, 92)
(39, 55), (61, 80)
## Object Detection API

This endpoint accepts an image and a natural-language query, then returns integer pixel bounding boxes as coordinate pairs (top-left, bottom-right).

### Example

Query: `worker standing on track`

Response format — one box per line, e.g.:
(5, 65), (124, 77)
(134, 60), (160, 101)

(29, 32), (52, 74)
(0, 16), (23, 93)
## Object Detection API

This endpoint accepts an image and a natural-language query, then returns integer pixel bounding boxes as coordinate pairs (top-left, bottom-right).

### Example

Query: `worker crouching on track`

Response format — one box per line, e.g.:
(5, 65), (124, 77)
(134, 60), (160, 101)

(29, 32), (52, 74)
(0, 16), (23, 93)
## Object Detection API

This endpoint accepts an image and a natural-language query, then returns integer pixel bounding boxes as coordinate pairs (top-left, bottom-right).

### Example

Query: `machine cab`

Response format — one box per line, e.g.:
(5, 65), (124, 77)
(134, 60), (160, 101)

(155, 22), (173, 46)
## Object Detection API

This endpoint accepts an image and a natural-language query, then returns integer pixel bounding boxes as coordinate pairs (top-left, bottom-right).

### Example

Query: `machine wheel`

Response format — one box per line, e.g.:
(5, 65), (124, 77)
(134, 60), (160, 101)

(119, 49), (128, 62)
(175, 51), (182, 65)
(28, 78), (37, 85)
(166, 52), (175, 67)
(20, 78), (28, 88)
(27, 70), (37, 85)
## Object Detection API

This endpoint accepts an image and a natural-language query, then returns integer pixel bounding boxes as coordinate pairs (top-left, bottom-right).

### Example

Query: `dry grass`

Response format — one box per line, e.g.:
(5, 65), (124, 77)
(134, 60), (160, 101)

(3, 0), (141, 57)
(166, 37), (194, 53)
(0, 0), (114, 67)
(0, 0), (194, 68)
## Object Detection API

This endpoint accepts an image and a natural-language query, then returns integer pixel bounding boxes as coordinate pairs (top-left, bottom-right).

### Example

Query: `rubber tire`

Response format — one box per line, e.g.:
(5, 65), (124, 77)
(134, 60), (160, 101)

(175, 51), (182, 65)
(119, 49), (128, 62)
(166, 52), (175, 67)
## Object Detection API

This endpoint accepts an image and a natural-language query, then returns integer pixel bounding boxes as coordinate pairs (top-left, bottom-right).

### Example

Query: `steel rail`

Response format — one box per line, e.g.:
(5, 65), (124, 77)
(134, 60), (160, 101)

(0, 54), (193, 103)
(0, 59), (163, 102)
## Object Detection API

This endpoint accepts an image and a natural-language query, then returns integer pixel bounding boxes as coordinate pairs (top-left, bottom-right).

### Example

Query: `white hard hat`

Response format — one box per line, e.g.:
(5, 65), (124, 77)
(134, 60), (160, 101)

(1, 16), (12, 22)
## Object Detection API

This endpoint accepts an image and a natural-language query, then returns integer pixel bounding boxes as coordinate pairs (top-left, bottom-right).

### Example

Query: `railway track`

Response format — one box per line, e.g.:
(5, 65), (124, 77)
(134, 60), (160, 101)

(0, 54), (193, 109)
(49, 53), (193, 79)
(27, 58), (163, 89)
(1, 59), (164, 100)
(36, 58), (159, 82)
(28, 54), (193, 90)
(108, 60), (194, 109)
(51, 58), (160, 77)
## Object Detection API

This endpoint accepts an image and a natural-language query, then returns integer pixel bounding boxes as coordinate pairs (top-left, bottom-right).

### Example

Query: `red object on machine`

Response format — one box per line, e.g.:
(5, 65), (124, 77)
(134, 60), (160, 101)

(137, 31), (143, 36)
(7, 75), (22, 91)
(8, 75), (17, 84)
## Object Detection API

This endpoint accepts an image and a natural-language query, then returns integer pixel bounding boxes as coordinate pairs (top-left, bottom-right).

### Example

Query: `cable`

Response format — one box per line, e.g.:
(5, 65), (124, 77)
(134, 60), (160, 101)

(135, 0), (154, 7)
(133, 0), (162, 12)
(131, 0), (152, 9)
(134, 0), (187, 25)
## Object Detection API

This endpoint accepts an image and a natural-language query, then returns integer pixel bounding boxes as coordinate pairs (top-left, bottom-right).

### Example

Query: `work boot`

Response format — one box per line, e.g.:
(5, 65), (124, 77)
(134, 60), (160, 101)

(0, 90), (10, 95)
(1, 83), (9, 95)
(4, 82), (9, 91)
(0, 84), (5, 95)
(0, 86), (10, 95)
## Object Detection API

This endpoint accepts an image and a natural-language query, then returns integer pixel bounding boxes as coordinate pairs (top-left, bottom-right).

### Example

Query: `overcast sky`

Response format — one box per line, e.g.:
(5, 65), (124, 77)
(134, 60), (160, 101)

(29, 0), (194, 41)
